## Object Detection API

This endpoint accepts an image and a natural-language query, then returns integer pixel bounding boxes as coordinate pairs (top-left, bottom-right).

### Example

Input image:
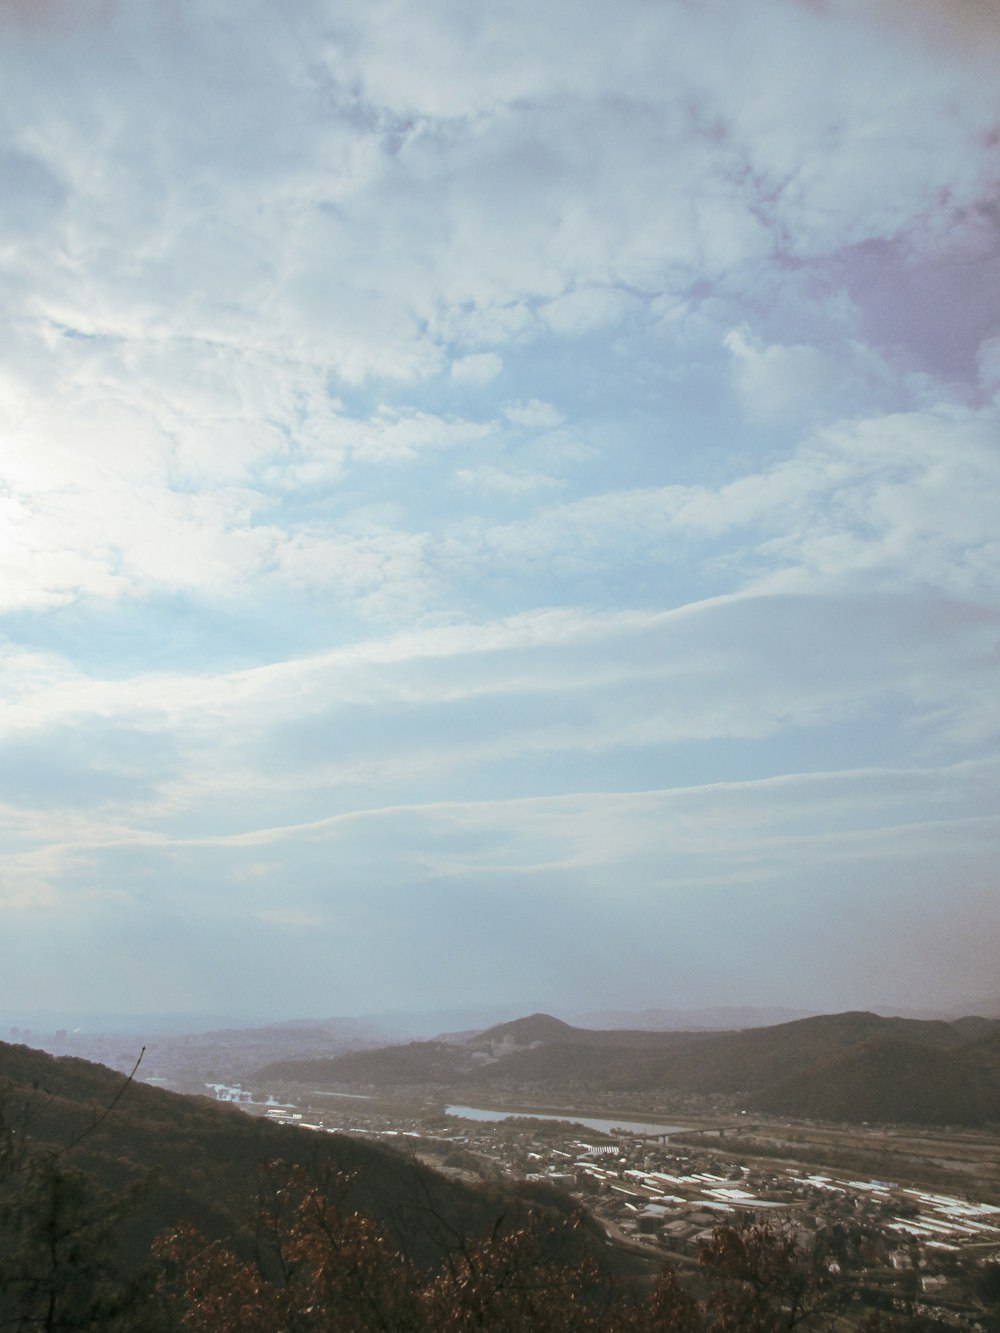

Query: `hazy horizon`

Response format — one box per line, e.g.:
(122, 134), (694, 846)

(5, 993), (999, 1043)
(1, 1), (998, 1022)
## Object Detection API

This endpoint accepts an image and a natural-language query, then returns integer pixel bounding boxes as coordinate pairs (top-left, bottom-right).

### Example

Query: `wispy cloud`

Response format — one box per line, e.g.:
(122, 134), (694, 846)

(1, 0), (997, 1017)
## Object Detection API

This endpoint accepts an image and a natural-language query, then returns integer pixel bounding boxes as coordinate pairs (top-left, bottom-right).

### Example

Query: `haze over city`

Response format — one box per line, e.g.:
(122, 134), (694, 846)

(1, 0), (998, 1024)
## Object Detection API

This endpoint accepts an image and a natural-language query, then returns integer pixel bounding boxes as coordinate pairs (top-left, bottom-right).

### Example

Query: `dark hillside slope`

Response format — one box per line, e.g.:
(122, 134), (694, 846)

(458, 1012), (916, 1094)
(747, 1034), (999, 1126)
(0, 1042), (613, 1274)
(573, 1011), (978, 1096)
(588, 1013), (1000, 1123)
(964, 1026), (1000, 1080)
(263, 1039), (469, 1085)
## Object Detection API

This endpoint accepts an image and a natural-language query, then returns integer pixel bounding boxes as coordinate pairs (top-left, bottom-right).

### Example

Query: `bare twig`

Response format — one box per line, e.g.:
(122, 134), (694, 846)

(47, 1047), (145, 1161)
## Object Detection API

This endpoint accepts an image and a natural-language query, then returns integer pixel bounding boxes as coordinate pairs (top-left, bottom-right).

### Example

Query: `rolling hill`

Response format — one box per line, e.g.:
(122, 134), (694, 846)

(256, 1010), (1000, 1127)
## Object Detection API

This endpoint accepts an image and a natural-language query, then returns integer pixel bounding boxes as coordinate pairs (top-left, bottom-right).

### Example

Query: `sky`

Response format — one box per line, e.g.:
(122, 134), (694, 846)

(1, 0), (998, 1025)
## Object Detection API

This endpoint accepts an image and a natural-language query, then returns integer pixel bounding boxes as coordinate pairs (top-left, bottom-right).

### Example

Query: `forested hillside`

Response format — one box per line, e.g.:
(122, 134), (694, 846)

(0, 1040), (606, 1271)
(258, 1011), (1000, 1126)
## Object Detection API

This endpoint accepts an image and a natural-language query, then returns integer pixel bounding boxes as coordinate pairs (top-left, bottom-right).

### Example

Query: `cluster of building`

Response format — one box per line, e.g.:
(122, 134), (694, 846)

(233, 1090), (1000, 1328)
(499, 1128), (1000, 1326)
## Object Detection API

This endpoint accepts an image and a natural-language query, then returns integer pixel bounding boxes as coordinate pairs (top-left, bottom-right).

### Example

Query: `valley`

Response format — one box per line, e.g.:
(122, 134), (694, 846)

(7, 1007), (1000, 1326)
(214, 1023), (1000, 1326)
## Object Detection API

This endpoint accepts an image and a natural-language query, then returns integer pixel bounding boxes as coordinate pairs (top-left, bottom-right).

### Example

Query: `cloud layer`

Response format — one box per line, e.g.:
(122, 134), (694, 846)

(1, 0), (998, 1019)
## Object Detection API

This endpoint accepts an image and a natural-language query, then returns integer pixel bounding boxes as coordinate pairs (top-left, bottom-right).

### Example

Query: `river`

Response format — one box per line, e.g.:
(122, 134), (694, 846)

(445, 1104), (688, 1137)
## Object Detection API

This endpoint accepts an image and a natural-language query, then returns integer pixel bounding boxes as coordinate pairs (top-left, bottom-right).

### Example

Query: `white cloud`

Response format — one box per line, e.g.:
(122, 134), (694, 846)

(337, 407), (494, 465)
(1, 580), (995, 867)
(454, 464), (561, 496)
(542, 286), (633, 334)
(504, 399), (564, 430)
(450, 351), (503, 384)
(723, 326), (898, 423)
(0, 372), (502, 610)
(3, 0), (995, 399)
(463, 400), (1000, 606)
(1, 0), (998, 1016)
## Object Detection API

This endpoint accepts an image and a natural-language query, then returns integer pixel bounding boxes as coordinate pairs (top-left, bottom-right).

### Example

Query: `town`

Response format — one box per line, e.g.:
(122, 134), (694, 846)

(206, 1079), (1000, 1328)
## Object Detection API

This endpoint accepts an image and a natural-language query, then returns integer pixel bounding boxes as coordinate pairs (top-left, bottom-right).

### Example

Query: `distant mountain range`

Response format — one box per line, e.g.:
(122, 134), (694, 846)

(572, 1005), (820, 1030)
(9, 995), (997, 1042)
(19, 1016), (392, 1094)
(257, 1010), (1000, 1127)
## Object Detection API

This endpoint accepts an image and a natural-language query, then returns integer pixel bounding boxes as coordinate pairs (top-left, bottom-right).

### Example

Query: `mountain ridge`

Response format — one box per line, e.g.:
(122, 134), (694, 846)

(256, 1010), (1000, 1127)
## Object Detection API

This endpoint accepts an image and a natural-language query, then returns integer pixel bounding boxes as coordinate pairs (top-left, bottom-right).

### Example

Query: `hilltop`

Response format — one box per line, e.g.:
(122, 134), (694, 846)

(470, 1012), (578, 1047)
(256, 1010), (1000, 1127)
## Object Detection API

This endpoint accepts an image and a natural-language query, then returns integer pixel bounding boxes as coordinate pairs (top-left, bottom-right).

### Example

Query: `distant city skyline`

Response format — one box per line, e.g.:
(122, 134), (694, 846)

(1, 0), (998, 1020)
